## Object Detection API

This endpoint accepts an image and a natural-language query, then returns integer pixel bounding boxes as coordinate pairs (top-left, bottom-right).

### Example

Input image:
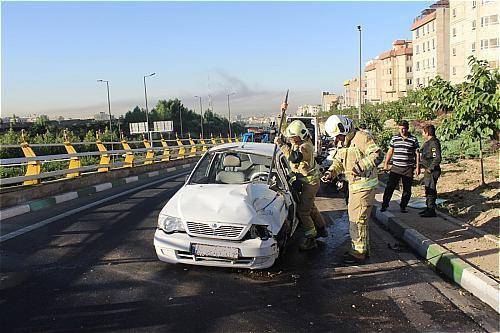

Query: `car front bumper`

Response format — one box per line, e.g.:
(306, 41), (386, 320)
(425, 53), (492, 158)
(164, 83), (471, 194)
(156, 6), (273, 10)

(153, 229), (279, 269)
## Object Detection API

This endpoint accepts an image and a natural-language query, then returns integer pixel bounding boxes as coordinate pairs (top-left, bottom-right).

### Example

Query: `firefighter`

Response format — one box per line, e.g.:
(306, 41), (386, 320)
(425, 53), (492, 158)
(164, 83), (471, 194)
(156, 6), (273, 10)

(322, 115), (381, 263)
(274, 110), (327, 250)
(418, 124), (441, 218)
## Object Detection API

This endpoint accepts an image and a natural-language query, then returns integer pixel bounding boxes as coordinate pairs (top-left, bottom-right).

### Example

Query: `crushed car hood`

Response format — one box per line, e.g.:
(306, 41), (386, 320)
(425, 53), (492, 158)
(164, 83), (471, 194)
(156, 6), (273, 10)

(161, 183), (287, 234)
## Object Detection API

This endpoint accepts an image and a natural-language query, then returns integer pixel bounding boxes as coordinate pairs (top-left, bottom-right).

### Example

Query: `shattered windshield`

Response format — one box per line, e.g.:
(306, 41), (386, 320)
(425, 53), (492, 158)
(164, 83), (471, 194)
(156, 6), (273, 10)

(189, 150), (283, 186)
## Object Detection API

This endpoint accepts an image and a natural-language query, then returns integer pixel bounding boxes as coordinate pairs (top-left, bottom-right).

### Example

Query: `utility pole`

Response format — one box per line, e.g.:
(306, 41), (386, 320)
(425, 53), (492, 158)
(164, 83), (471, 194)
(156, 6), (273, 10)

(357, 25), (362, 121)
(143, 72), (156, 143)
(227, 92), (236, 138)
(194, 96), (204, 138)
(179, 106), (183, 138)
(97, 79), (114, 158)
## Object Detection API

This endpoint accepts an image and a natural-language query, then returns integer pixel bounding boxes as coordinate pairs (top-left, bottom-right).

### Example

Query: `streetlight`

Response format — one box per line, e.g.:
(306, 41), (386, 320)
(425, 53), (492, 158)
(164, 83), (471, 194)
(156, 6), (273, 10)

(143, 72), (156, 142)
(357, 25), (362, 121)
(227, 92), (236, 138)
(194, 96), (204, 138)
(179, 106), (184, 138)
(97, 79), (114, 156)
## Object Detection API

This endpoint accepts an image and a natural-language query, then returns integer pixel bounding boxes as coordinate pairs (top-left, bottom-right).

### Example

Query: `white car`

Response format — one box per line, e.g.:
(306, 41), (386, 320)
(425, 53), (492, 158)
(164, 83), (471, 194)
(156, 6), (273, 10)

(154, 142), (298, 269)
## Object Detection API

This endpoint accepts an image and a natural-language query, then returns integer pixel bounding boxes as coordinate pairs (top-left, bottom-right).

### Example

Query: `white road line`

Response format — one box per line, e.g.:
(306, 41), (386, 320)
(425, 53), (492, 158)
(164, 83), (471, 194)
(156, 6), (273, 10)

(0, 171), (190, 243)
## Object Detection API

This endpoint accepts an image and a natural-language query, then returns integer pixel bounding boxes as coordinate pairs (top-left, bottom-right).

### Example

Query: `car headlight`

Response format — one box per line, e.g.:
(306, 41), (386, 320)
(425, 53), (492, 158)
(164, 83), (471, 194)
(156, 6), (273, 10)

(158, 214), (185, 233)
(249, 225), (272, 240)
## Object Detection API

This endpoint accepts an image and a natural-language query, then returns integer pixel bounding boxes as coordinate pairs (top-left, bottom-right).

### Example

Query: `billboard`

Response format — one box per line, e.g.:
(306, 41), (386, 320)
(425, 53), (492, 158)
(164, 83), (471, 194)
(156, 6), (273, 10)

(153, 121), (173, 132)
(129, 122), (148, 134)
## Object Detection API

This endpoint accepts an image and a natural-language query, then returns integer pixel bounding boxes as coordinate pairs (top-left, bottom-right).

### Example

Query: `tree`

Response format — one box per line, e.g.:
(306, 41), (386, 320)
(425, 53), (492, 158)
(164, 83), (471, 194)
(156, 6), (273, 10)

(439, 56), (500, 185)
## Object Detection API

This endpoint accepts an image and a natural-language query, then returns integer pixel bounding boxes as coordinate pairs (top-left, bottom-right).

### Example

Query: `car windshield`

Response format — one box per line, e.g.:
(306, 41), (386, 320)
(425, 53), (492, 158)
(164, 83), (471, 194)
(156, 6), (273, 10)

(189, 150), (281, 185)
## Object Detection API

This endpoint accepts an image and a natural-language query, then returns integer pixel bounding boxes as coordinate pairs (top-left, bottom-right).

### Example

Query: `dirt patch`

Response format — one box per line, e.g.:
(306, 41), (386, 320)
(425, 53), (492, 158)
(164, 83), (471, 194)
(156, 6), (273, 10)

(412, 155), (499, 235)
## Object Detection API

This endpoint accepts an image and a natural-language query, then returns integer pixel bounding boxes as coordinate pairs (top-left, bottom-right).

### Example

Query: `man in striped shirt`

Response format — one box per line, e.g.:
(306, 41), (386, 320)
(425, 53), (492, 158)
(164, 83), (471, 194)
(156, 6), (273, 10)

(381, 120), (420, 213)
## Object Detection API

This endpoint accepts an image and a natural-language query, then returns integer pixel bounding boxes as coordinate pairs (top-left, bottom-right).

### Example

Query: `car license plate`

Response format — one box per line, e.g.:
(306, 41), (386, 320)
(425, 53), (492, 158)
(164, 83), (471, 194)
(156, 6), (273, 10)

(192, 244), (239, 259)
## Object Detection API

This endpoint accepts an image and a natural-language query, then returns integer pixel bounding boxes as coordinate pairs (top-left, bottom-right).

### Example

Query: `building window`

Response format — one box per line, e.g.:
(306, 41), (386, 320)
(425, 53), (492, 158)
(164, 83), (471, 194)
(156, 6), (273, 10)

(426, 59), (429, 68)
(389, 80), (392, 86)
(472, 0), (477, 8)
(432, 21), (435, 31)
(426, 25), (429, 34)
(452, 8), (456, 17)
(452, 28), (456, 37)
(432, 58), (435, 68)
(417, 78), (420, 86)
(416, 61), (420, 71)
(389, 68), (392, 74)
(407, 79), (412, 85)
(490, 15), (499, 25)
(427, 41), (430, 51)
(416, 45), (419, 54)
(472, 20), (476, 30)
(452, 48), (456, 56)
(416, 28), (420, 38)
(406, 66), (412, 73)
(481, 39), (489, 49)
(432, 39), (435, 49)
(452, 67), (456, 75)
(472, 42), (476, 52)
(423, 42), (425, 52)
(490, 38), (499, 48)
(489, 61), (498, 69)
(481, 17), (488, 27)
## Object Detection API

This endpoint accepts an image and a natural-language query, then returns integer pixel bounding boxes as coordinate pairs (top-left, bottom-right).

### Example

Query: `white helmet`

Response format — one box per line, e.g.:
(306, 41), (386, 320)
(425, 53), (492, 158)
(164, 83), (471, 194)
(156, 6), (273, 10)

(284, 120), (309, 140)
(324, 115), (353, 138)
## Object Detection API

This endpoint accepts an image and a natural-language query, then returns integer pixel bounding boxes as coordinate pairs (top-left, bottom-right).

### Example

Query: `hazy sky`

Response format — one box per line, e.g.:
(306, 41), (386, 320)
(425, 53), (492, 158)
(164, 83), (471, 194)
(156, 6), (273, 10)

(2, 1), (430, 118)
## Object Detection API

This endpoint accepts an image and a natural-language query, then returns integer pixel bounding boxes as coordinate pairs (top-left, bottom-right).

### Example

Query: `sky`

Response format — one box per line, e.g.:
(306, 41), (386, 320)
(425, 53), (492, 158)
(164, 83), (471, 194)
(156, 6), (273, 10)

(2, 1), (431, 119)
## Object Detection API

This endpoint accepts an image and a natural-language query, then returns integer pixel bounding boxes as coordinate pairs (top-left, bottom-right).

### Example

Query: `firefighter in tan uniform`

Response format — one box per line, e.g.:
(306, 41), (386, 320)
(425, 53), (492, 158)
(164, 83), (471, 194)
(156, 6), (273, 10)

(322, 115), (381, 263)
(275, 117), (327, 250)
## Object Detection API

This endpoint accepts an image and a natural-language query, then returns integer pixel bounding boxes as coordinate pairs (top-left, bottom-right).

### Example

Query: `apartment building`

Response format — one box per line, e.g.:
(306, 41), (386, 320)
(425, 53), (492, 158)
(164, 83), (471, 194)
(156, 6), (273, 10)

(321, 91), (339, 112)
(449, 0), (499, 83)
(411, 0), (450, 87)
(341, 77), (366, 109)
(296, 105), (321, 116)
(378, 40), (414, 102)
(364, 58), (382, 104)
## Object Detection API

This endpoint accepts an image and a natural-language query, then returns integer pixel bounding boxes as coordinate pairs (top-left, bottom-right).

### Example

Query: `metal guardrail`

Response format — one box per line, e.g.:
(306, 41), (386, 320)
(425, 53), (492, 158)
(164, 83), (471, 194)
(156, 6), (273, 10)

(0, 135), (239, 187)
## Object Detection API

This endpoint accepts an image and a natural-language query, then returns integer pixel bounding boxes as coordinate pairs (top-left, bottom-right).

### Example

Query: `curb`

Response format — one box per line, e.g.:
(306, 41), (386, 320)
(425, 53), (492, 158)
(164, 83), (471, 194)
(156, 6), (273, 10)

(371, 205), (500, 314)
(0, 162), (195, 221)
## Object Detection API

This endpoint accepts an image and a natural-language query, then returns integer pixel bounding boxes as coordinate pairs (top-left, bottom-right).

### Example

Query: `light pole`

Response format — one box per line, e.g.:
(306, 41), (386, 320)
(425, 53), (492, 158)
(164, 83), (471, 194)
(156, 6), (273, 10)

(179, 106), (184, 138)
(143, 72), (156, 142)
(194, 96), (204, 138)
(357, 25), (362, 121)
(97, 79), (114, 156)
(227, 92), (236, 138)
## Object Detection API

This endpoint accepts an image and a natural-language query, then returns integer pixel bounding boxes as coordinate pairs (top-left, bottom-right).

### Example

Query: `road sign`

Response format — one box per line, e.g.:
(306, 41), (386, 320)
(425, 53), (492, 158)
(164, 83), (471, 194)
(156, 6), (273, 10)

(153, 121), (173, 132)
(129, 122), (148, 134)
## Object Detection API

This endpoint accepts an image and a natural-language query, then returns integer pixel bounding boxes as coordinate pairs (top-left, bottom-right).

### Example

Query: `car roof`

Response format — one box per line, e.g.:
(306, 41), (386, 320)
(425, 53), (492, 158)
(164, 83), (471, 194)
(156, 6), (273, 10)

(209, 142), (278, 157)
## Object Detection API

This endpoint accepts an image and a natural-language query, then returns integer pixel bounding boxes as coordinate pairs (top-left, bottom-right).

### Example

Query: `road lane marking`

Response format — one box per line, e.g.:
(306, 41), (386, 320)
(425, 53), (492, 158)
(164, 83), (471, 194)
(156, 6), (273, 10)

(0, 171), (190, 243)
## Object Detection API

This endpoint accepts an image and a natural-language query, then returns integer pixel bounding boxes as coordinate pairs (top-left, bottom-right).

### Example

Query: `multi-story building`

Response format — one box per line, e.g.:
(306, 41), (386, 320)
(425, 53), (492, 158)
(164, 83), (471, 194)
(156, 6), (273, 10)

(449, 0), (499, 84)
(411, 0), (450, 87)
(341, 77), (366, 109)
(364, 58), (382, 104)
(296, 104), (322, 116)
(378, 40), (414, 102)
(321, 91), (339, 112)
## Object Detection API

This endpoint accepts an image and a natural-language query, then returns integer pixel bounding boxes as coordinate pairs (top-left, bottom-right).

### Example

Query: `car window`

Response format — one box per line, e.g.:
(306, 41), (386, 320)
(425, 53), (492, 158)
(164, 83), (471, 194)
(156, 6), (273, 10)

(188, 150), (283, 185)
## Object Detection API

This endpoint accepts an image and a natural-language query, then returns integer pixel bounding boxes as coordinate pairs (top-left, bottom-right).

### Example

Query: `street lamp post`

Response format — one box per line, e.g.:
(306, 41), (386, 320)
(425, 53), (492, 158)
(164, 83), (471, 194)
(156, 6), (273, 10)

(227, 92), (236, 138)
(194, 96), (204, 138)
(97, 79), (114, 157)
(357, 25), (362, 121)
(143, 72), (156, 142)
(179, 107), (183, 138)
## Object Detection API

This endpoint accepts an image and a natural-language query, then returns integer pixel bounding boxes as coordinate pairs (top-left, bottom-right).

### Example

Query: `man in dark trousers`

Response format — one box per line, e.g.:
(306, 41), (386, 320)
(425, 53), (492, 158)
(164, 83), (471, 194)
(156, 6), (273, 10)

(381, 120), (420, 213)
(419, 124), (442, 217)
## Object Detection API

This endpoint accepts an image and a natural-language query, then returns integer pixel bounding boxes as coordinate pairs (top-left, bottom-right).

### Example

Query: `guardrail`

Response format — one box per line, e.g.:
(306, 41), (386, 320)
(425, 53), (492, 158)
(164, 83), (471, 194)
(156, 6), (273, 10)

(0, 133), (240, 187)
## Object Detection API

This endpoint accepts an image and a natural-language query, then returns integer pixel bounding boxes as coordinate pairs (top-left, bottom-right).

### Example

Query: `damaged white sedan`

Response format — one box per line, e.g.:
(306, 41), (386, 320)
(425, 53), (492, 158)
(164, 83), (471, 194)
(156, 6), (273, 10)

(153, 142), (298, 269)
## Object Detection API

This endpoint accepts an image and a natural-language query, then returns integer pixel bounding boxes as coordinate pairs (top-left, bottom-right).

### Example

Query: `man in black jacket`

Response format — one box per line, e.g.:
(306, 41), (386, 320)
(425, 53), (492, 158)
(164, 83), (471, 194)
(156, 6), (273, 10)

(418, 124), (442, 217)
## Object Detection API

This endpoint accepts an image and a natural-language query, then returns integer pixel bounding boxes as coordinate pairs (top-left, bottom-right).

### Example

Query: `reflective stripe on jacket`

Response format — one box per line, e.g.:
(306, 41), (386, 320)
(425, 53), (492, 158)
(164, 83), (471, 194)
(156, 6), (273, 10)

(279, 139), (320, 185)
(328, 130), (381, 193)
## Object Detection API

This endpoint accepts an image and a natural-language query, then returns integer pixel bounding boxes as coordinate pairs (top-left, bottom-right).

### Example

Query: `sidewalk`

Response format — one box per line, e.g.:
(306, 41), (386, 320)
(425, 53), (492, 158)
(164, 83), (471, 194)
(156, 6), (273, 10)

(372, 186), (499, 313)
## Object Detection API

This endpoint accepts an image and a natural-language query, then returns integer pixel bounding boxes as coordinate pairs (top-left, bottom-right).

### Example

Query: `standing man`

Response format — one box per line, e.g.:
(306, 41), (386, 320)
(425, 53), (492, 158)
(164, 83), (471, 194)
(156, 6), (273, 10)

(380, 120), (420, 213)
(322, 115), (381, 263)
(419, 124), (441, 217)
(275, 105), (327, 250)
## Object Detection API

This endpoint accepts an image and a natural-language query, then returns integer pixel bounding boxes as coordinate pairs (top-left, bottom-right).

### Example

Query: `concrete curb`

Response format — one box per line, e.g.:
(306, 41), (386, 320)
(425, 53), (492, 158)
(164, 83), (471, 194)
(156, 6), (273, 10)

(0, 163), (194, 221)
(371, 205), (500, 314)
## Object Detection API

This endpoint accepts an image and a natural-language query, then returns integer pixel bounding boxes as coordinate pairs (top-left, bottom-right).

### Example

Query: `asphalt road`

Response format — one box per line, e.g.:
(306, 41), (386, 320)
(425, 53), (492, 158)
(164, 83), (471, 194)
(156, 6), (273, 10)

(0, 174), (497, 332)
